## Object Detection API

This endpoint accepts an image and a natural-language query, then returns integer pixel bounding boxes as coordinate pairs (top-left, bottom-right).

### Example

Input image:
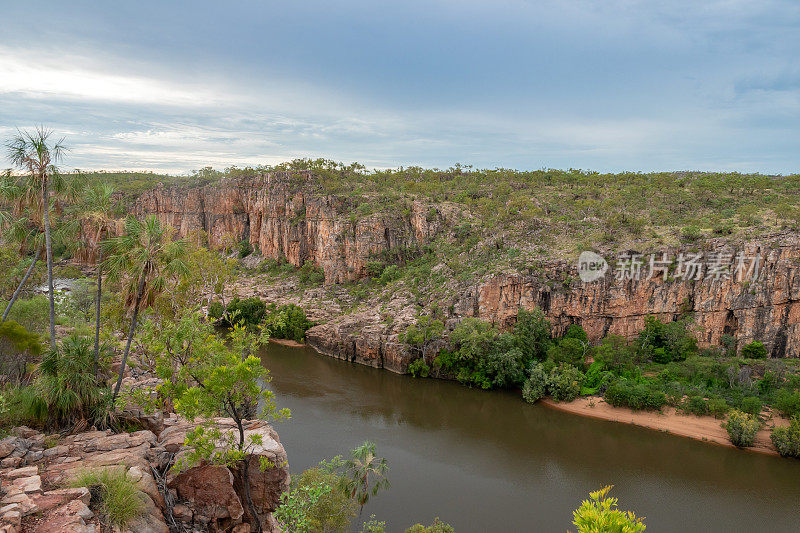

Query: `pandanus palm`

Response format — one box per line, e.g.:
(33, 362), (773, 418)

(6, 128), (67, 346)
(75, 183), (116, 378)
(343, 441), (390, 515)
(105, 215), (188, 402)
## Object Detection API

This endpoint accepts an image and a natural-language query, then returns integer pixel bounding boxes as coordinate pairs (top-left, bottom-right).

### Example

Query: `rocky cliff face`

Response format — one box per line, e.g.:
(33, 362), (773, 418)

(134, 174), (800, 366)
(135, 172), (454, 283)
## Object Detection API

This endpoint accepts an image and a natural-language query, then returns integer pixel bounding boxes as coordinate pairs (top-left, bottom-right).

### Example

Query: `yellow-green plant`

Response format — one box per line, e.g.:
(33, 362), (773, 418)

(571, 485), (646, 533)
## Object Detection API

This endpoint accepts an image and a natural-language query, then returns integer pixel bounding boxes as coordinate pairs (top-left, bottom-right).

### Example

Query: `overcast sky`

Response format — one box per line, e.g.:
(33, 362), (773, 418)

(1, 1), (799, 174)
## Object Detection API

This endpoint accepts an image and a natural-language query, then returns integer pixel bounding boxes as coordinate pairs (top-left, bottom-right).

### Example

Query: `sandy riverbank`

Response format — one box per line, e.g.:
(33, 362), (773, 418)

(269, 337), (306, 348)
(541, 396), (789, 456)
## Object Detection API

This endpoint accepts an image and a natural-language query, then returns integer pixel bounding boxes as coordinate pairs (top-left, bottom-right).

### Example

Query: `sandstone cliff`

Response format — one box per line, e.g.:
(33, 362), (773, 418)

(133, 173), (800, 367)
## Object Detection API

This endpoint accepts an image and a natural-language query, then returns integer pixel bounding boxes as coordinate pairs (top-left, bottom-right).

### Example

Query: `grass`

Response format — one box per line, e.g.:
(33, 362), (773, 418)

(69, 468), (145, 528)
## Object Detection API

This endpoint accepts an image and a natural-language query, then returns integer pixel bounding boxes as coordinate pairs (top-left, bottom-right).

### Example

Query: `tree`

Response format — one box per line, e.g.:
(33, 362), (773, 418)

(571, 485), (646, 533)
(105, 215), (188, 402)
(6, 128), (68, 346)
(144, 310), (290, 533)
(512, 308), (552, 362)
(343, 441), (390, 515)
(75, 182), (116, 378)
(401, 315), (445, 359)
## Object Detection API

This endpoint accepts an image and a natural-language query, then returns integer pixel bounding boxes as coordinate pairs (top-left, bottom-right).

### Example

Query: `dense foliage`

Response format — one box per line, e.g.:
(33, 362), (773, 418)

(725, 410), (761, 448)
(571, 486), (646, 533)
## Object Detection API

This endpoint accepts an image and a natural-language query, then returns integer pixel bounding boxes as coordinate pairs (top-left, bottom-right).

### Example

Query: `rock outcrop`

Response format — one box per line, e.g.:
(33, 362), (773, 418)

(0, 416), (289, 533)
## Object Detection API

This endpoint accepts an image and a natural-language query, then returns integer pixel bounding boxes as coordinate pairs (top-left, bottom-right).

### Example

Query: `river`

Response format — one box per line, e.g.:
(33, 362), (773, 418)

(260, 342), (800, 532)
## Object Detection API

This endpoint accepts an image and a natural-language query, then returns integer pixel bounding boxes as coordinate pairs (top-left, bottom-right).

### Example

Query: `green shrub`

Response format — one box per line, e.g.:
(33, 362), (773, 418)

(571, 485), (646, 533)
(593, 335), (635, 373)
(512, 308), (552, 362)
(238, 239), (253, 258)
(636, 316), (697, 363)
(683, 396), (709, 416)
(378, 265), (402, 284)
(408, 358), (430, 378)
(299, 260), (325, 286)
(69, 468), (145, 528)
(0, 320), (42, 383)
(263, 303), (313, 342)
(548, 364), (584, 402)
(401, 316), (445, 354)
(562, 324), (588, 342)
(0, 296), (49, 336)
(548, 338), (587, 368)
(604, 380), (667, 411)
(208, 301), (224, 319)
(405, 519), (455, 533)
(725, 409), (760, 448)
(775, 389), (800, 417)
(771, 416), (800, 458)
(36, 335), (111, 427)
(522, 362), (548, 404)
(276, 460), (358, 533)
(681, 225), (702, 241)
(739, 396), (762, 416)
(708, 398), (730, 419)
(741, 341), (767, 359)
(218, 297), (267, 327)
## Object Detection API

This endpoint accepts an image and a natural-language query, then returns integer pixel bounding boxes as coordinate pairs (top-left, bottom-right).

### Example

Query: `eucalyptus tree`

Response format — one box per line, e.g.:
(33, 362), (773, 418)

(6, 128), (67, 346)
(105, 215), (188, 402)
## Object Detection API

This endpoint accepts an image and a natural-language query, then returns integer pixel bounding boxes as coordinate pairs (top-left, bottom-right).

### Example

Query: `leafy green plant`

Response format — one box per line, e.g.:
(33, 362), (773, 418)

(738, 396), (762, 416)
(604, 380), (667, 411)
(725, 409), (760, 448)
(512, 308), (552, 362)
(571, 485), (645, 533)
(548, 364), (584, 402)
(343, 441), (390, 514)
(771, 416), (800, 458)
(263, 303), (313, 342)
(405, 518), (455, 533)
(69, 468), (144, 528)
(741, 341), (767, 359)
(522, 362), (548, 404)
(408, 358), (431, 378)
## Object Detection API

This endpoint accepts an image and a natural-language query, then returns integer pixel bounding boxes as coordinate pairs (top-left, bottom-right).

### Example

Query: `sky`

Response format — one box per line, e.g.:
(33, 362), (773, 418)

(1, 0), (799, 174)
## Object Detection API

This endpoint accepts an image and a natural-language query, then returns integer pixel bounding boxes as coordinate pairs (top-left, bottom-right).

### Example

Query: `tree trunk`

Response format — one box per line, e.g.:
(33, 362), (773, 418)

(112, 271), (146, 403)
(1, 249), (40, 323)
(92, 244), (103, 380)
(42, 177), (56, 347)
(234, 414), (263, 533)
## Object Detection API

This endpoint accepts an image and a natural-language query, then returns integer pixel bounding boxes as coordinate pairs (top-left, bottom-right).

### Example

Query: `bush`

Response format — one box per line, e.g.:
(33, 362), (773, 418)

(593, 335), (635, 373)
(548, 337), (587, 368)
(69, 468), (145, 528)
(708, 398), (730, 419)
(276, 460), (358, 533)
(238, 239), (253, 258)
(35, 335), (111, 427)
(263, 303), (313, 342)
(401, 316), (445, 354)
(739, 396), (762, 416)
(548, 364), (584, 402)
(405, 519), (455, 533)
(408, 358), (430, 378)
(0, 320), (42, 383)
(775, 389), (800, 417)
(0, 296), (49, 336)
(299, 260), (325, 286)
(636, 316), (697, 363)
(562, 324), (588, 342)
(571, 485), (646, 533)
(218, 297), (267, 327)
(512, 308), (552, 362)
(208, 301), (224, 319)
(771, 416), (800, 458)
(741, 341), (767, 359)
(683, 396), (709, 416)
(604, 380), (667, 411)
(378, 264), (401, 284)
(481, 342), (528, 388)
(522, 362), (548, 404)
(725, 409), (760, 448)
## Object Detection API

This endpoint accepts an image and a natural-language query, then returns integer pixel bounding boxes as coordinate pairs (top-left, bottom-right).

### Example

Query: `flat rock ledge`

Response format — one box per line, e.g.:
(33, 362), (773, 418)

(0, 415), (289, 533)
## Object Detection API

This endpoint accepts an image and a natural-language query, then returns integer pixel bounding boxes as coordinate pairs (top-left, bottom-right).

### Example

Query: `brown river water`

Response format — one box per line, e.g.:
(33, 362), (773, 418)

(259, 342), (800, 532)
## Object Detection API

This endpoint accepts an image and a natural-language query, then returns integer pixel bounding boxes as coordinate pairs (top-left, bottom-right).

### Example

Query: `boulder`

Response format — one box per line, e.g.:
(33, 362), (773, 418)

(168, 464), (244, 522)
